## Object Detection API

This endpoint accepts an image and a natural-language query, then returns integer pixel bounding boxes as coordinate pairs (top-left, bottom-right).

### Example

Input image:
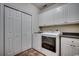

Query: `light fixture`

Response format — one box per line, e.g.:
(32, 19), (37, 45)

(56, 7), (62, 11)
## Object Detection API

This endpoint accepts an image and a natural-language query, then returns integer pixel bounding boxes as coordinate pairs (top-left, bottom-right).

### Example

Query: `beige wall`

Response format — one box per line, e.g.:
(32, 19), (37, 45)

(40, 24), (79, 33)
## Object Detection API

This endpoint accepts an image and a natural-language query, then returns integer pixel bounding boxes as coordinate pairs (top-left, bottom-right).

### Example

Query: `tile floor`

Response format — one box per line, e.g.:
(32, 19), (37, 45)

(16, 48), (45, 56)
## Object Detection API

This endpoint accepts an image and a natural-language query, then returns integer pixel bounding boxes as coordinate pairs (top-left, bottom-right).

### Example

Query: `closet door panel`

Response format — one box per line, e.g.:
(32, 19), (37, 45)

(5, 7), (14, 56)
(22, 13), (28, 51)
(22, 13), (32, 51)
(5, 7), (21, 55)
(13, 10), (21, 54)
(0, 4), (4, 56)
(26, 15), (32, 49)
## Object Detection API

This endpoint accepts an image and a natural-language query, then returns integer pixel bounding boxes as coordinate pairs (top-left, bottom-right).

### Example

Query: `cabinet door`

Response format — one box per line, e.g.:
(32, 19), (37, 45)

(73, 46), (79, 56)
(73, 39), (79, 56)
(44, 10), (57, 26)
(61, 37), (74, 45)
(39, 10), (56, 26)
(67, 4), (79, 23)
(13, 9), (21, 55)
(39, 12), (49, 26)
(22, 13), (32, 51)
(73, 38), (79, 47)
(33, 33), (41, 51)
(61, 44), (73, 56)
(52, 5), (67, 25)
(5, 7), (14, 56)
(61, 37), (73, 56)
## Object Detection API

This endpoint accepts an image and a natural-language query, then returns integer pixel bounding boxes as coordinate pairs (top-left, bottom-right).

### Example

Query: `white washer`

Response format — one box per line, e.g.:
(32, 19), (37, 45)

(41, 31), (60, 56)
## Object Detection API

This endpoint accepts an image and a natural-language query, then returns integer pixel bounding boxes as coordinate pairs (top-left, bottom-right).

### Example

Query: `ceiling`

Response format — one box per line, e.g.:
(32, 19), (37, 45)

(33, 3), (56, 10)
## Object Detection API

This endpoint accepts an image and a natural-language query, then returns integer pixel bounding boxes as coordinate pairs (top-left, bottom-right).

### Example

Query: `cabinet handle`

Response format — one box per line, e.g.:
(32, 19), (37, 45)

(73, 45), (75, 47)
(70, 45), (75, 47)
(72, 41), (74, 42)
(70, 45), (72, 46)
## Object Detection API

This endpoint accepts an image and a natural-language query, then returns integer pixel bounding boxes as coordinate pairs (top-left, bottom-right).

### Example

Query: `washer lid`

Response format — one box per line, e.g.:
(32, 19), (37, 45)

(42, 31), (60, 36)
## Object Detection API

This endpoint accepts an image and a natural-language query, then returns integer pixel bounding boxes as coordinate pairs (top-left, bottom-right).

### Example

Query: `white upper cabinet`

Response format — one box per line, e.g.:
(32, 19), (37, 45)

(39, 4), (79, 26)
(52, 5), (67, 25)
(39, 9), (57, 26)
(66, 4), (79, 23)
(39, 11), (50, 26)
(39, 4), (67, 26)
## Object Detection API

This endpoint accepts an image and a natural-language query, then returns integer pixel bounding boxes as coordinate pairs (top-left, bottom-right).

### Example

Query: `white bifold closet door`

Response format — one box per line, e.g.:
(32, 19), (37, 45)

(5, 6), (21, 56)
(0, 4), (3, 56)
(22, 13), (32, 51)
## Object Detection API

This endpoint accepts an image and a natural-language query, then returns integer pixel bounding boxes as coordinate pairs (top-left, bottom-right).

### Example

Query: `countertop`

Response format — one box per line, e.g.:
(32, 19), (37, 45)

(60, 32), (79, 39)
(61, 35), (79, 39)
(34, 32), (79, 39)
